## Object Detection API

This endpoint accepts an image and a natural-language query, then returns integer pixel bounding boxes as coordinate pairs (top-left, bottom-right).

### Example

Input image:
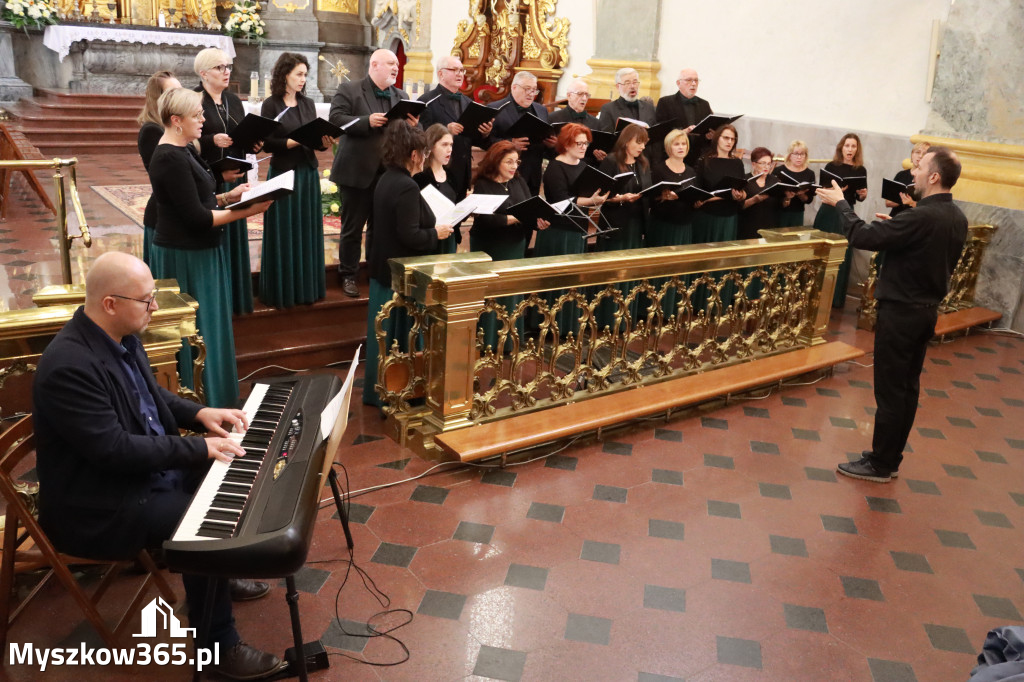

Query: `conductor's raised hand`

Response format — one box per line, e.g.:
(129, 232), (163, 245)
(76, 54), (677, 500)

(815, 180), (845, 206)
(368, 112), (388, 128)
(196, 406), (249, 436)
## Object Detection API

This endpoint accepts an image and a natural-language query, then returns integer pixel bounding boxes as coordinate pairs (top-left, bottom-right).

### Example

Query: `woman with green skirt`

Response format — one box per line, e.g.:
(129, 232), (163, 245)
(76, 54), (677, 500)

(413, 123), (460, 255)
(363, 122), (454, 406)
(259, 53), (330, 308)
(775, 140), (815, 227)
(147, 88), (273, 408)
(194, 47), (257, 315)
(137, 70), (181, 266)
(813, 133), (867, 308)
(649, 128), (697, 319)
(470, 141), (548, 353)
(539, 122), (608, 336)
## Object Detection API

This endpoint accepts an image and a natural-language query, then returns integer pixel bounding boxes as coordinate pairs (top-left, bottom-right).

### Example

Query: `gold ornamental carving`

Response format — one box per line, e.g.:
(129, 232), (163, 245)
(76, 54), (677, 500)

(272, 0), (308, 11)
(316, 0), (356, 12)
(453, 0), (569, 103)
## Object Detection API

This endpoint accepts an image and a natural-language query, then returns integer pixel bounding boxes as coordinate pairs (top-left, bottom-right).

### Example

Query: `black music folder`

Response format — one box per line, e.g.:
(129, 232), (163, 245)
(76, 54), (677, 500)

(614, 117), (683, 147)
(386, 98), (430, 121)
(881, 177), (914, 203)
(504, 112), (554, 143)
(210, 156), (254, 175)
(288, 117), (343, 150)
(230, 114), (280, 152)
(505, 195), (573, 225)
(572, 165), (617, 197)
(638, 179), (687, 198)
(820, 167), (867, 192)
(458, 100), (504, 138)
(675, 184), (722, 203)
(690, 113), (744, 137)
(713, 175), (750, 192)
(590, 129), (617, 154)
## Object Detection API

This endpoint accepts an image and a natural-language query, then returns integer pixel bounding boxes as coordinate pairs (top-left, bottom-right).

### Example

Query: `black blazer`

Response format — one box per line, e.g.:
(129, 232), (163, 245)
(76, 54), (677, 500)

(328, 77), (410, 189)
(419, 84), (488, 201)
(32, 307), (208, 560)
(597, 97), (656, 132)
(369, 167), (438, 287)
(655, 93), (713, 164)
(488, 96), (552, 195)
(261, 94), (319, 172)
(195, 86), (247, 183)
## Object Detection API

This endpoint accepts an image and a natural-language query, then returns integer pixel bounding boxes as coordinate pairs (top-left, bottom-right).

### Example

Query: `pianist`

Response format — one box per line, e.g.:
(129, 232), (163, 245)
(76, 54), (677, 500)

(31, 252), (286, 680)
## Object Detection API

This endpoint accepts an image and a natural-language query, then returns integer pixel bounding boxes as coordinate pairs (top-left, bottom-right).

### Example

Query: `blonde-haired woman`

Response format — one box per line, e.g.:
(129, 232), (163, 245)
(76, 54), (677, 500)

(137, 70), (181, 265)
(886, 142), (929, 218)
(148, 87), (273, 408)
(776, 140), (814, 227)
(194, 47), (255, 314)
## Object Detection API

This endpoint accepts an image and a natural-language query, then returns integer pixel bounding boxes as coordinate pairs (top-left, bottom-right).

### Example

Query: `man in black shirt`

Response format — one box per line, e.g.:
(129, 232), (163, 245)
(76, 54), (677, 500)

(817, 146), (968, 483)
(655, 68), (712, 165)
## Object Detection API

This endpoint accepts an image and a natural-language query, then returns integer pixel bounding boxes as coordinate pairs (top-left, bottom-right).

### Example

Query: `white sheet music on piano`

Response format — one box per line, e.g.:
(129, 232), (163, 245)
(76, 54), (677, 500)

(170, 382), (268, 543)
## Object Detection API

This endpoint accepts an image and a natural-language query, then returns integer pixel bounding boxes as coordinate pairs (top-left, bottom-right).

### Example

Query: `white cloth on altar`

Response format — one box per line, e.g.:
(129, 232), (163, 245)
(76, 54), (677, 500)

(43, 24), (235, 62)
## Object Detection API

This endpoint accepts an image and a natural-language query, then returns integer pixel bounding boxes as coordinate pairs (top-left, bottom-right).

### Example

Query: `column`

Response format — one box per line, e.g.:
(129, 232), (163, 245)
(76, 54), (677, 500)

(584, 0), (661, 100)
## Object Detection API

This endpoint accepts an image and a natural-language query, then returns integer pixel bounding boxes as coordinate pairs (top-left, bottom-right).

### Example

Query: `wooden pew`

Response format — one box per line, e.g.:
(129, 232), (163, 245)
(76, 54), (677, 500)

(934, 307), (1002, 341)
(435, 341), (865, 463)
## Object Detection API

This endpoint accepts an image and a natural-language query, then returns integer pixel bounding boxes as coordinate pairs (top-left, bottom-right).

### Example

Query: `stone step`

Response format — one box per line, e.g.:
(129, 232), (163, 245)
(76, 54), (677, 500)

(36, 88), (145, 107)
(12, 128), (137, 144)
(20, 96), (139, 112)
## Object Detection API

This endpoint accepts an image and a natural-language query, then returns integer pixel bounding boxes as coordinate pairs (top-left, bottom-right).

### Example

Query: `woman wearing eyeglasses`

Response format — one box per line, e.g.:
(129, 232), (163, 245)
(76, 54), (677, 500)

(739, 147), (781, 240)
(193, 47), (256, 315)
(147, 88), (273, 407)
(775, 140), (815, 227)
(693, 124), (747, 244)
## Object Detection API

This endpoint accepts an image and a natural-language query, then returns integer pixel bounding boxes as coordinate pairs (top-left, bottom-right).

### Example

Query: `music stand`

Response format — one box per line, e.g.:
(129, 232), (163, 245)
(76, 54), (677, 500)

(563, 202), (618, 241)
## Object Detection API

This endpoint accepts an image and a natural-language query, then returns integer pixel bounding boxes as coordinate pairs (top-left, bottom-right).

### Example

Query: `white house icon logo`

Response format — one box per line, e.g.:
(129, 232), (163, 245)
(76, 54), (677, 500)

(133, 597), (196, 639)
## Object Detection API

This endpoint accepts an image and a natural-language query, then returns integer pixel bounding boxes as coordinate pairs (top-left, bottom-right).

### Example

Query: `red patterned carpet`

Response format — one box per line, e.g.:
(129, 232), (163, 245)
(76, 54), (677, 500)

(91, 184), (342, 239)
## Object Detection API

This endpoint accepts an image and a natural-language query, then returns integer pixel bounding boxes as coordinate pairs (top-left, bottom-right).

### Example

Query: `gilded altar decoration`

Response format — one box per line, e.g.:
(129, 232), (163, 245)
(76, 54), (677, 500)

(270, 0), (306, 12)
(315, 0), (355, 12)
(371, 0), (419, 47)
(3, 0), (58, 30)
(453, 0), (569, 103)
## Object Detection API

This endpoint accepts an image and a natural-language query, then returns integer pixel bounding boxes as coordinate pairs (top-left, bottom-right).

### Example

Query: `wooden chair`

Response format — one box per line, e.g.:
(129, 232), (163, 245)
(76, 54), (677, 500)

(0, 415), (177, 649)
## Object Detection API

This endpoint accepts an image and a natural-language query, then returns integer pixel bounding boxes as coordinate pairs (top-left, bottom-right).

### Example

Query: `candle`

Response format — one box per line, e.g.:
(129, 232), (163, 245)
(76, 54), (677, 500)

(250, 71), (259, 101)
(157, 9), (165, 26)
(264, 73), (271, 100)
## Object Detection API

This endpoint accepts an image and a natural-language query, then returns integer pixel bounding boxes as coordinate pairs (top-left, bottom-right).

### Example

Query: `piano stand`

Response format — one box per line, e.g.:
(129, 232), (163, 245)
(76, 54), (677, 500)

(327, 467), (355, 551)
(284, 575), (310, 682)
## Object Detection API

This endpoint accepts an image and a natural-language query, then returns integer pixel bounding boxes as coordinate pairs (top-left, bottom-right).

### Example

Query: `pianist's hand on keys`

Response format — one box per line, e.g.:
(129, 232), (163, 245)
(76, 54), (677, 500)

(196, 406), (250, 463)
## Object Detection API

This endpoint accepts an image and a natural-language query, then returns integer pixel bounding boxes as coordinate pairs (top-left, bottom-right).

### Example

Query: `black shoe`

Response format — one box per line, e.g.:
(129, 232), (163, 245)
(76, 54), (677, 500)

(342, 277), (359, 297)
(229, 579), (270, 602)
(211, 642), (286, 680)
(837, 458), (892, 483)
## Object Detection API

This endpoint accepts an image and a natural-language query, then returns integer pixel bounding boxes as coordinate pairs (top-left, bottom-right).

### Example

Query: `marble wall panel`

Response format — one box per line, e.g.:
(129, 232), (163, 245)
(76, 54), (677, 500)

(957, 202), (1024, 331)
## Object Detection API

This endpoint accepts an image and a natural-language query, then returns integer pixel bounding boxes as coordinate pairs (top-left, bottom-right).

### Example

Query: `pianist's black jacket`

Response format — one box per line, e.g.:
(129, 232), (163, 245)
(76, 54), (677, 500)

(32, 306), (209, 560)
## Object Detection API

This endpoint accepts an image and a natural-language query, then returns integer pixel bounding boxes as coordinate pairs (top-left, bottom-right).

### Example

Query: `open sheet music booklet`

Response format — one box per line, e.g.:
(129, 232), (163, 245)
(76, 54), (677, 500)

(420, 185), (508, 225)
(226, 169), (295, 210)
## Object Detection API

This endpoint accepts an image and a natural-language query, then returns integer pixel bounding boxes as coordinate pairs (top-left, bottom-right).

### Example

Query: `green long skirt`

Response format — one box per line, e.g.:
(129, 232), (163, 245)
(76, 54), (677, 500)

(533, 227), (586, 337)
(259, 165), (327, 308)
(813, 204), (852, 308)
(150, 243), (239, 408)
(646, 215), (694, 320)
(595, 215), (645, 333)
(777, 207), (806, 228)
(691, 212), (739, 312)
(470, 232), (526, 353)
(363, 279), (415, 407)
(221, 179), (254, 315)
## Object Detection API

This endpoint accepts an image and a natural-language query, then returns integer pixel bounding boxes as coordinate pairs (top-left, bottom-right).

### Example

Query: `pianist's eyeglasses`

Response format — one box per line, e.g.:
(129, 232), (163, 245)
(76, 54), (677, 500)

(111, 290), (159, 309)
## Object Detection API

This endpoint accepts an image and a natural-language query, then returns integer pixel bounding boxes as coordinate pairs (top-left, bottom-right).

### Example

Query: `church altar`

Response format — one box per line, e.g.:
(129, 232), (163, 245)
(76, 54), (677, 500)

(42, 23), (234, 61)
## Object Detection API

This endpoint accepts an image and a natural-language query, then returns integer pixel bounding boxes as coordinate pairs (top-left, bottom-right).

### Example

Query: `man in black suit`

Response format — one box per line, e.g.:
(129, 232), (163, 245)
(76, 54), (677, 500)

(329, 48), (418, 298)
(548, 78), (607, 164)
(419, 55), (492, 201)
(32, 252), (284, 681)
(597, 67), (656, 132)
(655, 68), (713, 164)
(488, 71), (556, 195)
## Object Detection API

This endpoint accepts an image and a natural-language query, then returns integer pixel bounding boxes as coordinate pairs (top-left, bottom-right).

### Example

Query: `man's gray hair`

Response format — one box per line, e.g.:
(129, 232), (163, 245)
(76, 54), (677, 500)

(512, 71), (537, 86)
(615, 67), (639, 84)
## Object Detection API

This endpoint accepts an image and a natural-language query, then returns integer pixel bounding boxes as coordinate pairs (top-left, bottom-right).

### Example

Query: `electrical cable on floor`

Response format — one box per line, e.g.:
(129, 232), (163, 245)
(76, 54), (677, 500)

(978, 327), (1024, 338)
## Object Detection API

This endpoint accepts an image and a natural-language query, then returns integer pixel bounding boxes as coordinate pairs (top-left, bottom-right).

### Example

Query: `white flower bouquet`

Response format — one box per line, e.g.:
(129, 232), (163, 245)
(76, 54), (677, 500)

(2, 0), (58, 31)
(222, 0), (265, 43)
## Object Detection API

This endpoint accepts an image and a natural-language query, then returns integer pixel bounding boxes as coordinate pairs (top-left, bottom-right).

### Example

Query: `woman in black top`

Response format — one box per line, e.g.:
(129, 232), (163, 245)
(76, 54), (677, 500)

(886, 142), (927, 217)
(147, 88), (272, 408)
(194, 47), (256, 315)
(471, 140), (548, 353)
(363, 121), (454, 406)
(413, 123), (459, 255)
(739, 147), (781, 240)
(597, 123), (650, 252)
(649, 128), (699, 320)
(814, 132), (868, 307)
(137, 70), (180, 266)
(259, 52), (333, 309)
(693, 124), (747, 244)
(775, 140), (815, 227)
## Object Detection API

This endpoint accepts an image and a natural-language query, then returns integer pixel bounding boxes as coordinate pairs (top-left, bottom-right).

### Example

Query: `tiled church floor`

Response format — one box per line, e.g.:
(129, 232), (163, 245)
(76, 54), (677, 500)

(3, 156), (1024, 680)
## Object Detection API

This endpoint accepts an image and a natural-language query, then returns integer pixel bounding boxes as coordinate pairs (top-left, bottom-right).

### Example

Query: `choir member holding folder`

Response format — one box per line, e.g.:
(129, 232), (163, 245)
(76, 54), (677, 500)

(548, 79), (607, 163)
(739, 148), (781, 240)
(693, 124), (747, 244)
(364, 121), (454, 406)
(775, 140), (815, 227)
(258, 52), (333, 309)
(655, 68), (713, 164)
(488, 71), (556, 195)
(193, 47), (259, 315)
(649, 128), (698, 319)
(813, 133), (867, 308)
(885, 142), (927, 217)
(137, 70), (181, 266)
(413, 124), (459, 254)
(148, 88), (273, 408)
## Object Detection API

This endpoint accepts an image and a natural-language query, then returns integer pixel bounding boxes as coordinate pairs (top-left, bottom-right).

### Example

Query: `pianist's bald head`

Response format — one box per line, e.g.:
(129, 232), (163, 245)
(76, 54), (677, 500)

(84, 252), (157, 340)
